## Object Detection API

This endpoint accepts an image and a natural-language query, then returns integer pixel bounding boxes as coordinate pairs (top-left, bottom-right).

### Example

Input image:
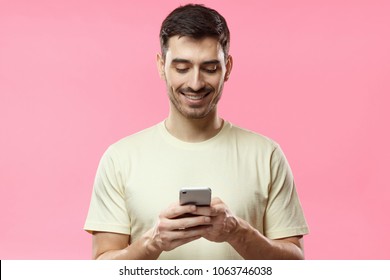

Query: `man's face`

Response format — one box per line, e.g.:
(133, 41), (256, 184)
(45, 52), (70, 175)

(158, 36), (232, 120)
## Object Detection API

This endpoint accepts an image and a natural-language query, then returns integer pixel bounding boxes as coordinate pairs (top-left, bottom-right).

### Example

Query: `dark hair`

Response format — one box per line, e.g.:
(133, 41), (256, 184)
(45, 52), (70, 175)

(159, 4), (230, 59)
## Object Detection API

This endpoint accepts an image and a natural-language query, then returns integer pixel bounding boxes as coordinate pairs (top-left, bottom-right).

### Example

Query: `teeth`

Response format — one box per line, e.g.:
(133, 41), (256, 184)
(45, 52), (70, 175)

(184, 95), (204, 100)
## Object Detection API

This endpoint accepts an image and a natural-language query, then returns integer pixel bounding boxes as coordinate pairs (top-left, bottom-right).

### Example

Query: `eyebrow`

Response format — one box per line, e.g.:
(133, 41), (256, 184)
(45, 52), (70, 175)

(171, 58), (221, 65)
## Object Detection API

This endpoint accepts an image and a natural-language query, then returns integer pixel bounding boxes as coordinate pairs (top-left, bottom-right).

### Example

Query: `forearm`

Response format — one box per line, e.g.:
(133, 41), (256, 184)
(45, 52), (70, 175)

(95, 229), (162, 260)
(227, 218), (304, 260)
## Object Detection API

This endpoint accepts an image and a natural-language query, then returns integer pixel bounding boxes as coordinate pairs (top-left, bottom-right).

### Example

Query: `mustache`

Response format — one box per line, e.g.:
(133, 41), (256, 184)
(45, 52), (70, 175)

(179, 87), (213, 94)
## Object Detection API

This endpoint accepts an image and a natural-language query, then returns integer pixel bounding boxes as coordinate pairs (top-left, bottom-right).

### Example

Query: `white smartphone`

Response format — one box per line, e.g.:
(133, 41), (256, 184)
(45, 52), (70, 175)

(179, 187), (212, 206)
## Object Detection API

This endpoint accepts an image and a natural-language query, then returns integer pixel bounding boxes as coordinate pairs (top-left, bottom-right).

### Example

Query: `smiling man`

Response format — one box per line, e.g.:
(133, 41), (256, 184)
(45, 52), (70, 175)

(84, 4), (309, 260)
(160, 35), (231, 142)
(162, 36), (228, 118)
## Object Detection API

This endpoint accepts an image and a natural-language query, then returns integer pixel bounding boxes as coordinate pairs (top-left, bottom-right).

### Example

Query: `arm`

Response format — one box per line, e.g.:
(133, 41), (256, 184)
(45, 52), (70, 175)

(92, 203), (212, 260)
(228, 217), (304, 260)
(201, 198), (305, 260)
(92, 231), (158, 260)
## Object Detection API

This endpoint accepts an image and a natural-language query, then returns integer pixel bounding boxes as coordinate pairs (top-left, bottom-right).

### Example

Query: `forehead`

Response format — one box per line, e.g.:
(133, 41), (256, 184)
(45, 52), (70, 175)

(165, 36), (225, 63)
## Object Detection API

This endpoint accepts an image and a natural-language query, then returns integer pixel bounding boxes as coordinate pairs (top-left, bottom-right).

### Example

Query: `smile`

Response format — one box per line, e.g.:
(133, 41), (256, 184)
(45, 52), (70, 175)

(181, 92), (211, 100)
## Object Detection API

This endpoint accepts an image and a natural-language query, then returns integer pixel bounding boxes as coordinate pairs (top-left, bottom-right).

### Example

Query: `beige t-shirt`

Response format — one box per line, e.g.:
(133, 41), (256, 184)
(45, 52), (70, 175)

(84, 121), (309, 259)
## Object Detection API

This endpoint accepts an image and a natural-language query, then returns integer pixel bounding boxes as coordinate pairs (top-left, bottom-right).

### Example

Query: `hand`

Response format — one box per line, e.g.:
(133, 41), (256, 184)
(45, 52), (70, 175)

(201, 197), (238, 243)
(149, 202), (212, 252)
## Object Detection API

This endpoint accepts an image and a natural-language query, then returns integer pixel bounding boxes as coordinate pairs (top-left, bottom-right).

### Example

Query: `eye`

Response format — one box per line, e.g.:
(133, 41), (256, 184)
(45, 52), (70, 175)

(176, 68), (189, 73)
(204, 69), (217, 74)
(203, 65), (218, 73)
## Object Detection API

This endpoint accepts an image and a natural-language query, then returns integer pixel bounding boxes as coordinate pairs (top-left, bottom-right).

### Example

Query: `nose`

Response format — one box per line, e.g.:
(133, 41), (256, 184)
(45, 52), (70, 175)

(188, 69), (205, 91)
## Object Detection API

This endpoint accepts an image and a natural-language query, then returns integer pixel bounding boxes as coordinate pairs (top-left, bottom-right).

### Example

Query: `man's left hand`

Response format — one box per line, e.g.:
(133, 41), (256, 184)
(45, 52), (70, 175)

(198, 197), (238, 243)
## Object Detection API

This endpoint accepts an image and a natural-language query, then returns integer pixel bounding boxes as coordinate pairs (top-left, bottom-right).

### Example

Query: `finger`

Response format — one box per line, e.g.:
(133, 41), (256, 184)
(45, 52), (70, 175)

(170, 225), (211, 240)
(178, 216), (212, 229)
(209, 203), (228, 216)
(210, 197), (223, 205)
(192, 206), (212, 216)
(161, 204), (197, 219)
(159, 215), (211, 231)
(156, 225), (209, 250)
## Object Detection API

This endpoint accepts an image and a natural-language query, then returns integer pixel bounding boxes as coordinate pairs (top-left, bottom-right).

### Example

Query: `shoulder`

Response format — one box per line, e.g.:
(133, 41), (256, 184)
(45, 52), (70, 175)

(104, 122), (162, 157)
(226, 122), (279, 152)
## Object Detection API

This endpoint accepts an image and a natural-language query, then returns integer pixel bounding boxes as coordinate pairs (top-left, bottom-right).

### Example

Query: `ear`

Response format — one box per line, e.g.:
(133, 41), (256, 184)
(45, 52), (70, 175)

(224, 55), (233, 81)
(156, 53), (165, 80)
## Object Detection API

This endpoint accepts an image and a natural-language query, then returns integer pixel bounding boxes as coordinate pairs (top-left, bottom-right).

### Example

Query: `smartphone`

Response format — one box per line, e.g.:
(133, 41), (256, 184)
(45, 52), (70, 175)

(179, 187), (212, 206)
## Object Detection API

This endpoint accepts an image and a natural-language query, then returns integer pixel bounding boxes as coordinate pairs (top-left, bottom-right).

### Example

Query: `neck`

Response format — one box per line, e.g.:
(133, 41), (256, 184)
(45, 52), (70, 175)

(165, 111), (224, 143)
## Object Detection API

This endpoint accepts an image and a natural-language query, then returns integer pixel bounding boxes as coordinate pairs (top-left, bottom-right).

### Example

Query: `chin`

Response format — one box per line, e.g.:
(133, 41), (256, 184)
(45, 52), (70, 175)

(181, 107), (216, 120)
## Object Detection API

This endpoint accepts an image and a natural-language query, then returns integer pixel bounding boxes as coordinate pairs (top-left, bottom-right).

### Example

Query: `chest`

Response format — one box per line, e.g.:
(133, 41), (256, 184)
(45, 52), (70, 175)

(122, 146), (271, 238)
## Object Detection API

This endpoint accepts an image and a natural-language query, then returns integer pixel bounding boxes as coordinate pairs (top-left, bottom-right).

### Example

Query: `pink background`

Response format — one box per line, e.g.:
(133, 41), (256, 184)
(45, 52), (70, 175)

(1, 0), (389, 259)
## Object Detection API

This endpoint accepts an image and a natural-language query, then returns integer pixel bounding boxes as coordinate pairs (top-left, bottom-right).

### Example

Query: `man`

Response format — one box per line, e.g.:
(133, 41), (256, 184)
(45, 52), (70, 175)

(84, 4), (309, 260)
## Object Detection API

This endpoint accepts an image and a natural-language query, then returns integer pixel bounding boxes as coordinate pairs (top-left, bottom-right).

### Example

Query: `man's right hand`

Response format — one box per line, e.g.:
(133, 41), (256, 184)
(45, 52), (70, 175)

(92, 202), (212, 260)
(147, 202), (212, 252)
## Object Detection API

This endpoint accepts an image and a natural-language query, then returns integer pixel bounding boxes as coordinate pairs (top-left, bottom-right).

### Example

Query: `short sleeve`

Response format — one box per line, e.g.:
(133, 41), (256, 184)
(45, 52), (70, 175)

(263, 145), (309, 239)
(84, 146), (131, 235)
